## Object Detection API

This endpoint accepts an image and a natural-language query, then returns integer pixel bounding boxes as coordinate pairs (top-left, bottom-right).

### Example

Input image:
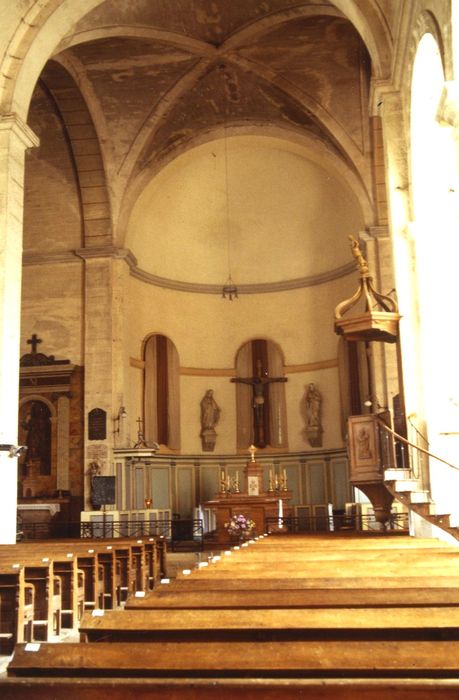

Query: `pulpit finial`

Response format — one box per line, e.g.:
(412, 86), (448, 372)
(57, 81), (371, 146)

(249, 444), (256, 463)
(349, 234), (370, 277)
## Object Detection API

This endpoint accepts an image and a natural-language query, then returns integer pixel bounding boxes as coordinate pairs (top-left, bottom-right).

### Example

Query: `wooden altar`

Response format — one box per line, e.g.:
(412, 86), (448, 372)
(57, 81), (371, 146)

(203, 449), (292, 544)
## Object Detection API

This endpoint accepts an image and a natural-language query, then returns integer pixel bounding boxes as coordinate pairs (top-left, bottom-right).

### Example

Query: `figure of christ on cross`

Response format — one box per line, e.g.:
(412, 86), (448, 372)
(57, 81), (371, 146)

(231, 359), (287, 448)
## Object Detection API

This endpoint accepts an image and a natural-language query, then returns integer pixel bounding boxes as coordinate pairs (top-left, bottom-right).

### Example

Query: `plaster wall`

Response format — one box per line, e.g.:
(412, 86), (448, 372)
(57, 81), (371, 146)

(127, 136), (364, 285)
(20, 262), (84, 365)
(125, 273), (354, 454)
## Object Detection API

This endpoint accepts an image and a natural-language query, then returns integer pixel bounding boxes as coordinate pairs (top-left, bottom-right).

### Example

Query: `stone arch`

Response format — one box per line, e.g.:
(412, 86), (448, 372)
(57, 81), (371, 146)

(28, 59), (113, 247)
(0, 0), (106, 117)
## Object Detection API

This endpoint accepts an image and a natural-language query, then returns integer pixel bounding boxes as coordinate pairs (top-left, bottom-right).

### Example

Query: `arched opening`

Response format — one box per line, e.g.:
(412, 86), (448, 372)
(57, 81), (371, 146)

(410, 32), (459, 520)
(143, 334), (180, 450)
(233, 339), (287, 450)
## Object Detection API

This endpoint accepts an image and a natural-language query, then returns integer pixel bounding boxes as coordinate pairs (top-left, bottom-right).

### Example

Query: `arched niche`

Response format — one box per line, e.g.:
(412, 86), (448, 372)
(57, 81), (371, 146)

(143, 333), (180, 450)
(233, 338), (287, 450)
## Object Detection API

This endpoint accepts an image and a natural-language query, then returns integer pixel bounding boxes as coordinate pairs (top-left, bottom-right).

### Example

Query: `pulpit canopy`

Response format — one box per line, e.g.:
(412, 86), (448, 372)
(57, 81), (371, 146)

(334, 236), (400, 344)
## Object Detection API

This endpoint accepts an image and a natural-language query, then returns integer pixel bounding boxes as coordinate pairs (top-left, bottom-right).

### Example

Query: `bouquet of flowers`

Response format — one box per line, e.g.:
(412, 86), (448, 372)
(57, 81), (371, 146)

(224, 513), (256, 539)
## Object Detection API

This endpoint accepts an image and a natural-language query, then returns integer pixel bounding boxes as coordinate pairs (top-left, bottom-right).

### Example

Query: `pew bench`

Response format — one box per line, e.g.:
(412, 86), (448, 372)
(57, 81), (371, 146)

(0, 568), (34, 652)
(0, 549), (86, 635)
(0, 555), (61, 642)
(164, 574), (459, 589)
(126, 586), (459, 610)
(78, 605), (459, 643)
(176, 559), (459, 579)
(7, 639), (459, 679)
(1, 676), (459, 700)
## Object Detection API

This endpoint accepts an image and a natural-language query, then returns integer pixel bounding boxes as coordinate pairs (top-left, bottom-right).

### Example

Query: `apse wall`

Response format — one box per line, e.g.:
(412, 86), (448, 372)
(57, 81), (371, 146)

(124, 273), (356, 455)
(123, 134), (363, 454)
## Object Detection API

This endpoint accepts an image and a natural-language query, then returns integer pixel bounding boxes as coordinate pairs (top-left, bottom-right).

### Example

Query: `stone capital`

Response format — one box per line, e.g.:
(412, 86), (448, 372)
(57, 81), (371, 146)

(75, 246), (137, 267)
(437, 81), (459, 129)
(0, 112), (39, 149)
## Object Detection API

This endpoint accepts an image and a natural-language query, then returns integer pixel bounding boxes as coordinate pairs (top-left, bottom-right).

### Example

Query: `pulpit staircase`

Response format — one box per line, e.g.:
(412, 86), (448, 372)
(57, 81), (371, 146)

(350, 414), (459, 543)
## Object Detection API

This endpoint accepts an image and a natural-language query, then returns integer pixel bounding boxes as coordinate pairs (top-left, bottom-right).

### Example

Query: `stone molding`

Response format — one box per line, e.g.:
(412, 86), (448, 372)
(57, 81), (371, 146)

(0, 112), (39, 149)
(131, 261), (356, 295)
(24, 245), (355, 294)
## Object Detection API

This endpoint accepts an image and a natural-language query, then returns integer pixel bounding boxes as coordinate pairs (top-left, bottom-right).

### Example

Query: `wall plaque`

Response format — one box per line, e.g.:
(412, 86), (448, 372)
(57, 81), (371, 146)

(88, 408), (107, 440)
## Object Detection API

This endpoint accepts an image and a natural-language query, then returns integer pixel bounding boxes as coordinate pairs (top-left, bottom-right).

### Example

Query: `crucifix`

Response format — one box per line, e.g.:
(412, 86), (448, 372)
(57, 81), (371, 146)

(27, 333), (42, 354)
(231, 359), (287, 448)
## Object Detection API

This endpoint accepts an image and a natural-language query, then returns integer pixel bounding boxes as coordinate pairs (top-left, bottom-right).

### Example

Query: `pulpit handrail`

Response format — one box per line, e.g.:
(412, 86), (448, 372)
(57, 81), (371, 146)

(376, 418), (459, 473)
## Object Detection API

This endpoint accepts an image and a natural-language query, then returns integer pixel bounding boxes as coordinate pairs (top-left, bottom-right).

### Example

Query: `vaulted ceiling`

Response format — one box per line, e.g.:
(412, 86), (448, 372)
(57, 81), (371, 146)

(45, 1), (372, 199)
(26, 0), (379, 285)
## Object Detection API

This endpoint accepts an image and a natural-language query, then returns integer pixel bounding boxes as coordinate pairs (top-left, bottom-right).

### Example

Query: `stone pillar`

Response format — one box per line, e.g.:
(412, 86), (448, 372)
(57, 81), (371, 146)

(76, 248), (128, 510)
(56, 395), (70, 492)
(0, 114), (39, 543)
(361, 227), (399, 413)
(371, 88), (421, 421)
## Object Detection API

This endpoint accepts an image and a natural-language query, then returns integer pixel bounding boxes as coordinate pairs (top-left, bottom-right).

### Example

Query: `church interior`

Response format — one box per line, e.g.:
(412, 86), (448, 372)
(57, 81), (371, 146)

(1, 0), (459, 695)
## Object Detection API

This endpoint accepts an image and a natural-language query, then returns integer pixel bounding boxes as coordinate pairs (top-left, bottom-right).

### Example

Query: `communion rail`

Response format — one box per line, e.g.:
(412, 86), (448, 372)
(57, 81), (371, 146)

(16, 512), (408, 545)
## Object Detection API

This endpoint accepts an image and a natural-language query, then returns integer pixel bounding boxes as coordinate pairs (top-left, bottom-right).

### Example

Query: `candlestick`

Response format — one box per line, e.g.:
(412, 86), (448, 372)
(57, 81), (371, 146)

(278, 498), (284, 529)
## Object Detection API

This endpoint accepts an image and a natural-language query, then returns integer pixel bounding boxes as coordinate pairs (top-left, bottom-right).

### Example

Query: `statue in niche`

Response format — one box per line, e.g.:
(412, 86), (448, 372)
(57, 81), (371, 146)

(200, 389), (221, 452)
(305, 383), (322, 427)
(20, 400), (51, 475)
(304, 383), (323, 447)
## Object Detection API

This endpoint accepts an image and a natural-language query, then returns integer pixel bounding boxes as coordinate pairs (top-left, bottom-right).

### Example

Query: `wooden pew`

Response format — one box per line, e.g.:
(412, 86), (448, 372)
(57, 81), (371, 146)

(0, 565), (34, 653)
(0, 554), (60, 642)
(3, 534), (459, 698)
(78, 605), (459, 643)
(126, 586), (459, 610)
(7, 639), (459, 679)
(0, 546), (88, 632)
(0, 536), (163, 624)
(174, 556), (459, 579)
(252, 534), (449, 547)
(1, 676), (459, 700)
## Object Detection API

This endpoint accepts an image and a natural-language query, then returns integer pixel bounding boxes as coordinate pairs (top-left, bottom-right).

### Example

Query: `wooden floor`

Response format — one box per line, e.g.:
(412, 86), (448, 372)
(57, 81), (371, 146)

(2, 532), (459, 698)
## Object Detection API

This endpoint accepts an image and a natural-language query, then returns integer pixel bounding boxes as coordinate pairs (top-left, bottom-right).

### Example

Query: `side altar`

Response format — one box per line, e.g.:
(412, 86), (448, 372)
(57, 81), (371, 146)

(203, 446), (292, 544)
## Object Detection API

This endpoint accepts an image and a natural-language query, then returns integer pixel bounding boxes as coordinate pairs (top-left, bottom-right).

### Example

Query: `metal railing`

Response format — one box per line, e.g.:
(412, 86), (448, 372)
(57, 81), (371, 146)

(377, 417), (459, 482)
(265, 511), (409, 534)
(17, 518), (205, 550)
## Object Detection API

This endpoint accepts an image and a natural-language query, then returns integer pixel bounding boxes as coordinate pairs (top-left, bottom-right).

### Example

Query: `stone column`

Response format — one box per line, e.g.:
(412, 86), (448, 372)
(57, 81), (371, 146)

(56, 395), (70, 492)
(76, 247), (129, 510)
(372, 87), (431, 493)
(0, 114), (39, 543)
(371, 88), (421, 419)
(360, 227), (399, 413)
